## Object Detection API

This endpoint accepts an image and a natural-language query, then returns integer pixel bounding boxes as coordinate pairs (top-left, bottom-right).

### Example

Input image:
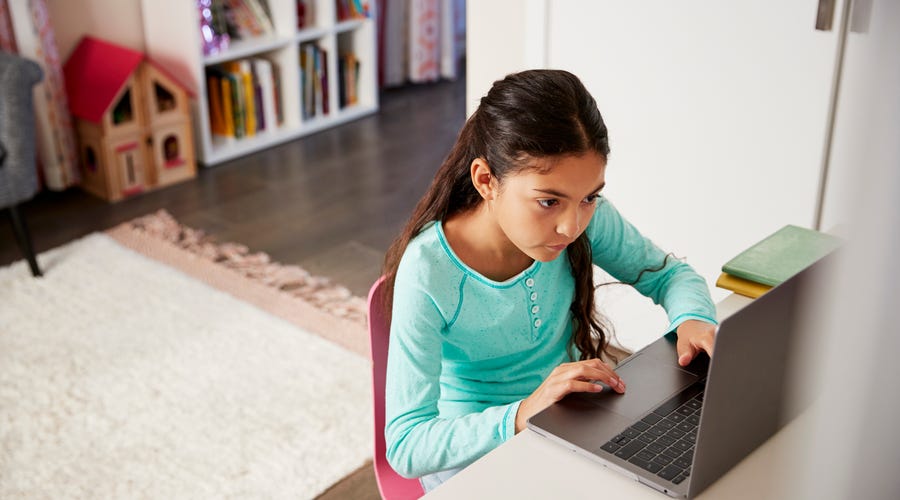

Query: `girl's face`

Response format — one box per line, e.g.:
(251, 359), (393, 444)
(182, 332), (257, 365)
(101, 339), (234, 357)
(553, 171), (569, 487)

(489, 152), (607, 262)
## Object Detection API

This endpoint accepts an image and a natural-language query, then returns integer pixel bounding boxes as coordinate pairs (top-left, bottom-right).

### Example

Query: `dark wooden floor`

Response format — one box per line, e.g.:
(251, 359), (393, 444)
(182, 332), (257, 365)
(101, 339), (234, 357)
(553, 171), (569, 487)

(2, 77), (465, 499)
(1, 77), (465, 299)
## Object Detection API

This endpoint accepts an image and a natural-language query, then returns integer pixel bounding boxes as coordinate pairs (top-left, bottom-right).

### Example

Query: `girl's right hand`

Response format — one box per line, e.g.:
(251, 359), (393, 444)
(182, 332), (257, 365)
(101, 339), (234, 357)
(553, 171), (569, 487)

(514, 358), (626, 433)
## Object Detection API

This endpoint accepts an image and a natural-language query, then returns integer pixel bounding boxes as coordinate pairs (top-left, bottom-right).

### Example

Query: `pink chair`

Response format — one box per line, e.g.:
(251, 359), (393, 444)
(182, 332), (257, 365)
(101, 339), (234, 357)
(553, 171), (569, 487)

(367, 276), (424, 499)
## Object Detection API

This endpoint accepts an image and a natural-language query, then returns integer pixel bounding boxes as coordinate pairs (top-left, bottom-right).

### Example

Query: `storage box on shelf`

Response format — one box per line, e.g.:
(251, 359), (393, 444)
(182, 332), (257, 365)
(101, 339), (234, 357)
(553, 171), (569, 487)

(141, 0), (377, 166)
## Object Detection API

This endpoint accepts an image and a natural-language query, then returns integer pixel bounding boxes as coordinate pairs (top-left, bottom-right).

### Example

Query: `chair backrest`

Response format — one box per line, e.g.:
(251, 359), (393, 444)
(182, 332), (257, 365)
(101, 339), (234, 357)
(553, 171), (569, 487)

(367, 276), (424, 500)
(0, 52), (43, 207)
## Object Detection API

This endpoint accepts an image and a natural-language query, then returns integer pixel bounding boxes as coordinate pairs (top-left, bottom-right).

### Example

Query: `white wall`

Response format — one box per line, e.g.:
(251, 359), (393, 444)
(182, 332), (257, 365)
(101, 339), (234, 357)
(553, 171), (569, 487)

(47, 0), (145, 59)
(466, 0), (548, 116)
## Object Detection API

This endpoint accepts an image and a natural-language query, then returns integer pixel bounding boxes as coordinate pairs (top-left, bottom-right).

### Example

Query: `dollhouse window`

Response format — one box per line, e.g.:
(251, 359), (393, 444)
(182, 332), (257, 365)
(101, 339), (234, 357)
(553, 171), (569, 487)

(85, 147), (98, 172)
(112, 89), (134, 125)
(154, 82), (177, 113)
(163, 135), (182, 167)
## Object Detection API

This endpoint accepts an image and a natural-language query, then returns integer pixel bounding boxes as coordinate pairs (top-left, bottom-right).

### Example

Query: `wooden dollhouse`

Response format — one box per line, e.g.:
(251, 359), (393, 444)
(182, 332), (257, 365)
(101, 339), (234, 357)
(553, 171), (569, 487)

(63, 36), (196, 202)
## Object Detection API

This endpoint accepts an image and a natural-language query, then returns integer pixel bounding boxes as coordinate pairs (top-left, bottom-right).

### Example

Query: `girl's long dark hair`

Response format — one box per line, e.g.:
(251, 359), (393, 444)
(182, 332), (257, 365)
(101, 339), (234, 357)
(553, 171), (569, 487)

(383, 69), (613, 361)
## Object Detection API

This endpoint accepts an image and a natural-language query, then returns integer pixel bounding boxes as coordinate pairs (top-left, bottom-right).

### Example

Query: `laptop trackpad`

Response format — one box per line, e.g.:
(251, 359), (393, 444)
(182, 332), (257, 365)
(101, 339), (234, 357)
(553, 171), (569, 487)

(584, 354), (699, 419)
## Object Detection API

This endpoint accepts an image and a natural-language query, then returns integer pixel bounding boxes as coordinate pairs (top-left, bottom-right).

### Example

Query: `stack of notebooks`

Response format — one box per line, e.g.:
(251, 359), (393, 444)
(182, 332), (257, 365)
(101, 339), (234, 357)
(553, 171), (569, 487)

(716, 224), (842, 298)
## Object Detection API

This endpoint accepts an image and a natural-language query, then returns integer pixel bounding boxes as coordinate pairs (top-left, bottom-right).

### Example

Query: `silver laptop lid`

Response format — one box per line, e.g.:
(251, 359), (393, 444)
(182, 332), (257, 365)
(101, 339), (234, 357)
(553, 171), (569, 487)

(688, 255), (827, 497)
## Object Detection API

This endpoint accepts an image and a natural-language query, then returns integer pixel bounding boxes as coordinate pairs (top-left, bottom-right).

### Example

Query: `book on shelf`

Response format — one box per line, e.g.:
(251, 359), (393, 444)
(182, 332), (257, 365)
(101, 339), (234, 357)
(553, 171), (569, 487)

(252, 66), (265, 131)
(206, 56), (282, 140)
(226, 71), (246, 138)
(299, 45), (310, 118)
(251, 58), (279, 132)
(206, 72), (227, 136)
(297, 0), (311, 29)
(271, 61), (283, 125)
(300, 43), (329, 119)
(243, 0), (274, 33)
(217, 0), (274, 40)
(219, 74), (236, 136)
(234, 60), (257, 137)
(338, 52), (360, 108)
(320, 47), (330, 115)
(337, 56), (345, 108)
(336, 0), (370, 21)
(718, 224), (842, 295)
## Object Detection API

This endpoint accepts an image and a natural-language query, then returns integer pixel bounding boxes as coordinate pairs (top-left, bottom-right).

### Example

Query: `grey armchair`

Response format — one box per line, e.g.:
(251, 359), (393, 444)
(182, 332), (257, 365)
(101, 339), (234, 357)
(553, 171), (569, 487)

(0, 51), (44, 277)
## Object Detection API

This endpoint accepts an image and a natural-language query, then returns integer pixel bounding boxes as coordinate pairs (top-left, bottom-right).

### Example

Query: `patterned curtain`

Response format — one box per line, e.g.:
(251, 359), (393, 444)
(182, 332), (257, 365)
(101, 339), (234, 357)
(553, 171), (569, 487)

(381, 0), (465, 87)
(1, 0), (79, 190)
(0, 0), (16, 52)
(409, 0), (439, 82)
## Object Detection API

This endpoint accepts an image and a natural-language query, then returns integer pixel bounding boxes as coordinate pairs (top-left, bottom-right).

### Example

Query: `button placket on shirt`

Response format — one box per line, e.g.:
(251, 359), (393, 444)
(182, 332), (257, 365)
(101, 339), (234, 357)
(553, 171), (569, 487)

(526, 277), (541, 338)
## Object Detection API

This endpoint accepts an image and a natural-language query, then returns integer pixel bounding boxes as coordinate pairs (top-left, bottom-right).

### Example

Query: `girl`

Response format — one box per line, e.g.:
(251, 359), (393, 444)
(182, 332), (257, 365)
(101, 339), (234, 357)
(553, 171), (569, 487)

(382, 69), (717, 492)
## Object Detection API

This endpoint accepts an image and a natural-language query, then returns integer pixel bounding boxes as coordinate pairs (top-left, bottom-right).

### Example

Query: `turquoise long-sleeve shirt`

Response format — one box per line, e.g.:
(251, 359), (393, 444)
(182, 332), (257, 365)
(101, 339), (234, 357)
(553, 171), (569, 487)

(384, 196), (717, 478)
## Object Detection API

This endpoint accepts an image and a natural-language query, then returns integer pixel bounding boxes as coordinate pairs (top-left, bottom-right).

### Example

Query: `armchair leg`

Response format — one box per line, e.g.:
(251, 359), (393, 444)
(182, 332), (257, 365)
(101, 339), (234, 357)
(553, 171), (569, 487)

(8, 205), (42, 277)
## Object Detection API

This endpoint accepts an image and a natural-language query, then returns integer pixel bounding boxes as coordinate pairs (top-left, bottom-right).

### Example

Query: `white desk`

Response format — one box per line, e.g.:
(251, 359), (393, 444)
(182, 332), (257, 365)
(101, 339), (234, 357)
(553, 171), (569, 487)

(425, 412), (813, 499)
(425, 294), (816, 499)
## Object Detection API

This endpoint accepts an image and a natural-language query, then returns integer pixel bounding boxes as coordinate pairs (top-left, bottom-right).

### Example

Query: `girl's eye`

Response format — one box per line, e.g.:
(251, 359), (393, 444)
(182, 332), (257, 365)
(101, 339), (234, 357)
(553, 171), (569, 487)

(584, 193), (601, 204)
(537, 199), (558, 208)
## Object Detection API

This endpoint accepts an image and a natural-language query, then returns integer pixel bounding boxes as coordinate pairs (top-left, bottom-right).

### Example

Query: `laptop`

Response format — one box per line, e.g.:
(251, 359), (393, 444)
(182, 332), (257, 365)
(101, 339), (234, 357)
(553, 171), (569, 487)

(527, 255), (829, 498)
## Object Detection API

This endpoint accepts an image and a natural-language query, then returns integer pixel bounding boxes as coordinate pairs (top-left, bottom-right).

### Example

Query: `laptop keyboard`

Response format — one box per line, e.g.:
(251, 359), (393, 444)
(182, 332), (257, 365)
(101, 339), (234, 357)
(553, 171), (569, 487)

(599, 382), (705, 486)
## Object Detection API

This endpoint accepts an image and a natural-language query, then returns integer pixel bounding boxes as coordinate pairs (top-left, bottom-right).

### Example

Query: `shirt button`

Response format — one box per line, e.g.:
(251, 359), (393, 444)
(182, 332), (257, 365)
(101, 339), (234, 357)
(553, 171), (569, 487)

(531, 305), (540, 314)
(530, 292), (538, 301)
(525, 278), (535, 287)
(534, 318), (542, 328)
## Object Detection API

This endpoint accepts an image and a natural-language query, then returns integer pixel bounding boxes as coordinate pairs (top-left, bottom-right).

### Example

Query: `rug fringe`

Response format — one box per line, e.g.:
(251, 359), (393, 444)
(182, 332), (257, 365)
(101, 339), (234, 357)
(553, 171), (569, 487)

(126, 210), (368, 327)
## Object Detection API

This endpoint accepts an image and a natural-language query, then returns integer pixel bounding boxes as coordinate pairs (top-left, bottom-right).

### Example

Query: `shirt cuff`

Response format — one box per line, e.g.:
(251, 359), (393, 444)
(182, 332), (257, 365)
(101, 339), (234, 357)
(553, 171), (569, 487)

(501, 400), (523, 441)
(666, 313), (718, 334)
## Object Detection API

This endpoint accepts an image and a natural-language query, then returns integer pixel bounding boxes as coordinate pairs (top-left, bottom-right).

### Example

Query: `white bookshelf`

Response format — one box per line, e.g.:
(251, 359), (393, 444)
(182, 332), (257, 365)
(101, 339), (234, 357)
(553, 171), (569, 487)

(141, 0), (378, 166)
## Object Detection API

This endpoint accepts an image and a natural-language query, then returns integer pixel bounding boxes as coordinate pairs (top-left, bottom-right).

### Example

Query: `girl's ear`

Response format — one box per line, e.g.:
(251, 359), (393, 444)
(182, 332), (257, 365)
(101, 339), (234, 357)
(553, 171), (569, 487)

(471, 158), (497, 200)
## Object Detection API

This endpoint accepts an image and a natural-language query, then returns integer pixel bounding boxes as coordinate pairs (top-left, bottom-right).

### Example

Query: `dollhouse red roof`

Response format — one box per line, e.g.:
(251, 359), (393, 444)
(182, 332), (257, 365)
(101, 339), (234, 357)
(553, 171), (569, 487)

(63, 36), (144, 123)
(63, 36), (193, 124)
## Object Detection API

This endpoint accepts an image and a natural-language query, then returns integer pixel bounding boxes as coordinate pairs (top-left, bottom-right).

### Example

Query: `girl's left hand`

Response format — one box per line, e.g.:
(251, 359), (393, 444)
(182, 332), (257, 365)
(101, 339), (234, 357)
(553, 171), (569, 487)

(675, 319), (717, 366)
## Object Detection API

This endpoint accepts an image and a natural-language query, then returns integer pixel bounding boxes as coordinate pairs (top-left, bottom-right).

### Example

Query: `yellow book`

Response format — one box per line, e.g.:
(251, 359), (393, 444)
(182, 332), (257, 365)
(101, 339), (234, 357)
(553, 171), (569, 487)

(715, 272), (772, 299)
(207, 74), (225, 135)
(239, 60), (256, 136)
(220, 77), (235, 137)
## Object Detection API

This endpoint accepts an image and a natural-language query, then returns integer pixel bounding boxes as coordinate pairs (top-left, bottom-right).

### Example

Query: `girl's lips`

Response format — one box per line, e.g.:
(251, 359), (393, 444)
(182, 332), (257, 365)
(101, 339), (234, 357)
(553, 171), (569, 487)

(547, 244), (568, 251)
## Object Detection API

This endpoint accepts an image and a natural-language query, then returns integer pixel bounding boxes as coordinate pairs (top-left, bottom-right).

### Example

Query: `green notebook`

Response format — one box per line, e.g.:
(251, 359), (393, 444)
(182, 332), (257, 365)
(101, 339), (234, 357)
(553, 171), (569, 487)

(722, 225), (842, 287)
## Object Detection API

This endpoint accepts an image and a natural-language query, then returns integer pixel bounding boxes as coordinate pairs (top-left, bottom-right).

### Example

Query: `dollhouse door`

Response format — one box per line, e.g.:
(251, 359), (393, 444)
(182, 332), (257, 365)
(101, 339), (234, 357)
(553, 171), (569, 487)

(114, 141), (146, 197)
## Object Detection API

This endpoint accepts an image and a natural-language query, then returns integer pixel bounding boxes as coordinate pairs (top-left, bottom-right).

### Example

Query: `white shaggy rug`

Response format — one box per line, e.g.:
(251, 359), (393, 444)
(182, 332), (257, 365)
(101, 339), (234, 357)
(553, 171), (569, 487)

(0, 233), (373, 499)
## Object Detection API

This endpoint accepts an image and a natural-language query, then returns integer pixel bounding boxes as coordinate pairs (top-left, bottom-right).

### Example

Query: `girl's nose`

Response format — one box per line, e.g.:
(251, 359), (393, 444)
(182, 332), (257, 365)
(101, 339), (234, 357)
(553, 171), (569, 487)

(556, 209), (580, 238)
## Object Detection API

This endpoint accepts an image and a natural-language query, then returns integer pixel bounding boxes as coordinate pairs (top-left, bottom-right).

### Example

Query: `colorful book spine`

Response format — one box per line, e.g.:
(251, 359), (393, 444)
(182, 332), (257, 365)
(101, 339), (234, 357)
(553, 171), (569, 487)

(300, 43), (328, 119)
(252, 57), (278, 133)
(220, 76), (235, 137)
(206, 71), (227, 135)
(336, 0), (369, 21)
(339, 52), (360, 108)
(271, 61), (283, 125)
(239, 60), (256, 136)
(320, 47), (329, 115)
